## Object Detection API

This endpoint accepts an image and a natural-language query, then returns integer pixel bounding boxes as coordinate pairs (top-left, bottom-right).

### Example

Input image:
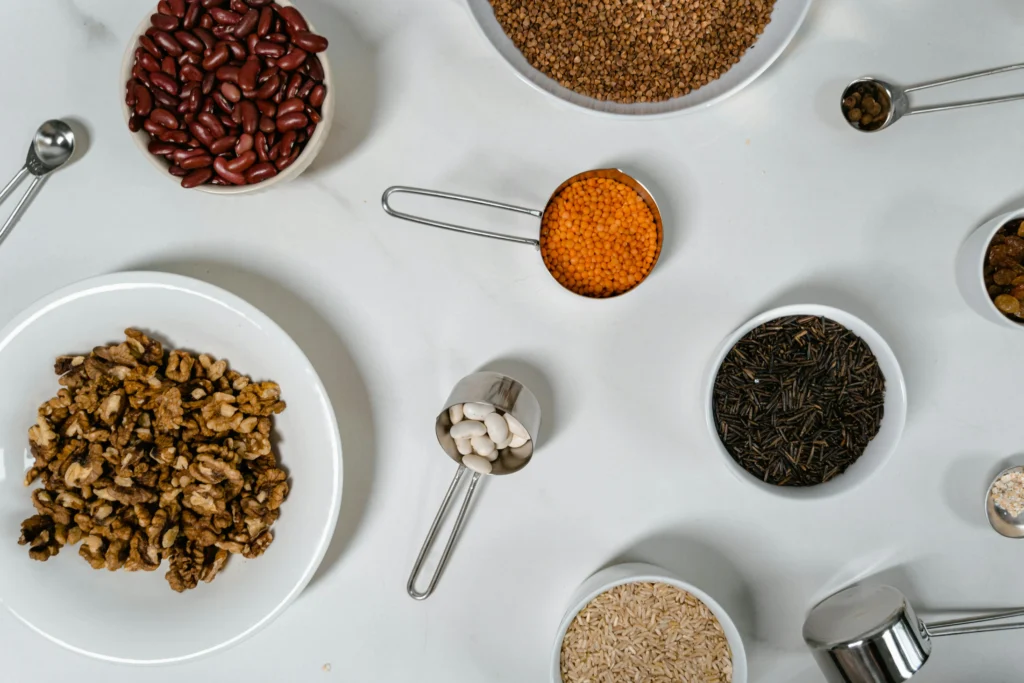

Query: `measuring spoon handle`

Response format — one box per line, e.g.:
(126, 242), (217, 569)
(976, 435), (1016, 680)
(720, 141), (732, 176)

(906, 62), (1024, 92)
(382, 185), (542, 247)
(0, 173), (44, 247)
(907, 92), (1024, 116)
(406, 466), (483, 600)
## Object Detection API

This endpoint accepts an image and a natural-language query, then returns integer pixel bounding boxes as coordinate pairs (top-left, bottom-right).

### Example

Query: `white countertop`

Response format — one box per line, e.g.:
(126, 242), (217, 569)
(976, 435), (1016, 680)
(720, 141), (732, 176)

(2, 0), (1023, 680)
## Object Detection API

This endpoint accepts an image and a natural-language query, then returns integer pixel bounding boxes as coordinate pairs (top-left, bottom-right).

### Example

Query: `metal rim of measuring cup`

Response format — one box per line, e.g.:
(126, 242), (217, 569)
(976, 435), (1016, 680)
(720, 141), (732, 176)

(842, 77), (902, 132)
(407, 371), (542, 600)
(380, 168), (664, 300)
(986, 464), (1024, 538)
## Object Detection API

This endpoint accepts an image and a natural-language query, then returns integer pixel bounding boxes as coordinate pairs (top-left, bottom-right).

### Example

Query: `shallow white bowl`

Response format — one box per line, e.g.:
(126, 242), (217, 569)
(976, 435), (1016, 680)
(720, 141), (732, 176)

(551, 562), (747, 683)
(120, 0), (334, 194)
(0, 272), (342, 663)
(956, 208), (1024, 331)
(465, 0), (812, 117)
(704, 304), (907, 499)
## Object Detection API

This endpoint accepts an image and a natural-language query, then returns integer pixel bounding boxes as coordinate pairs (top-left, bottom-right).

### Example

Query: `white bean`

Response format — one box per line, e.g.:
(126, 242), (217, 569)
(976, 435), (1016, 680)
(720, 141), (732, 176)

(509, 434), (528, 448)
(471, 434), (495, 456)
(450, 420), (486, 440)
(484, 413), (509, 444)
(448, 403), (464, 424)
(504, 413), (528, 439)
(462, 402), (495, 420)
(485, 449), (499, 462)
(462, 453), (492, 475)
(493, 432), (512, 449)
(455, 437), (473, 455)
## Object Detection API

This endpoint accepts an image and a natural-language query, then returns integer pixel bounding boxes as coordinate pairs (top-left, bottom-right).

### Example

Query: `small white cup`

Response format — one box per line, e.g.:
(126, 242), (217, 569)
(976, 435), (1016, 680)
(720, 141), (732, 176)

(956, 208), (1024, 330)
(550, 562), (747, 683)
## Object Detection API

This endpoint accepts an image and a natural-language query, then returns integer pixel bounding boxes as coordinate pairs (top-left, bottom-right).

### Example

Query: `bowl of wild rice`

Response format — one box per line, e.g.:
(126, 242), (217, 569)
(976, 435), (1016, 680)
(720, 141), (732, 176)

(466, 0), (812, 117)
(552, 562), (746, 683)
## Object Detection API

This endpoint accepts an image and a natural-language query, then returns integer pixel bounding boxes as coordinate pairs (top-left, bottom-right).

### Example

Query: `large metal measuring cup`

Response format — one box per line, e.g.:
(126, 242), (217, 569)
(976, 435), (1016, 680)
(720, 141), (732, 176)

(407, 371), (541, 600)
(803, 584), (1024, 682)
(381, 168), (664, 299)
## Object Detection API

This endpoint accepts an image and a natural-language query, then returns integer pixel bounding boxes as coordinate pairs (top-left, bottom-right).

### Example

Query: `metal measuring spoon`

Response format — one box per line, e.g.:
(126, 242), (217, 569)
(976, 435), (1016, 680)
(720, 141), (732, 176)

(842, 61), (1024, 132)
(0, 120), (76, 245)
(987, 465), (1024, 538)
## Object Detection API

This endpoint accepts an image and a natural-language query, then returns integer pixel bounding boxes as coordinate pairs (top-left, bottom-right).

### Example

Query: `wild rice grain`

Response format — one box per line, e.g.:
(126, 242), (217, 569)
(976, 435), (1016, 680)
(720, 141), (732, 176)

(560, 581), (732, 683)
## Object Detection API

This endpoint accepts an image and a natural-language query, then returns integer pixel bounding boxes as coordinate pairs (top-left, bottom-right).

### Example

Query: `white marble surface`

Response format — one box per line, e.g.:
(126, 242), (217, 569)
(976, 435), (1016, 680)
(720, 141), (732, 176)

(2, 0), (1024, 680)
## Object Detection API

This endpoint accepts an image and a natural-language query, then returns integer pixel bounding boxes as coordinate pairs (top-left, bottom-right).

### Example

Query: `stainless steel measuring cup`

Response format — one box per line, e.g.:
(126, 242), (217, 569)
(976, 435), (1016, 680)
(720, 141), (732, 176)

(803, 584), (1024, 682)
(407, 371), (541, 600)
(381, 168), (664, 299)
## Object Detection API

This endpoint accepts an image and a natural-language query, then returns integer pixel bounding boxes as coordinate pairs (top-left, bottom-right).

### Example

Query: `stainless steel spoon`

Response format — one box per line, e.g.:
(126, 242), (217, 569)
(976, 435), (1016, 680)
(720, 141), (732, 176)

(0, 120), (76, 245)
(843, 62), (1024, 132)
(987, 465), (1024, 538)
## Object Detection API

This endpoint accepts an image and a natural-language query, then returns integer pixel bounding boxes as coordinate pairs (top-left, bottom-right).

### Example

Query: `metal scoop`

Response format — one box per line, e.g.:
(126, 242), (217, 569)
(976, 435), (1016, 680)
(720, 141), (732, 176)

(381, 168), (663, 298)
(0, 120), (76, 245)
(842, 61), (1024, 132)
(406, 371), (541, 600)
(987, 465), (1024, 538)
(804, 584), (1024, 682)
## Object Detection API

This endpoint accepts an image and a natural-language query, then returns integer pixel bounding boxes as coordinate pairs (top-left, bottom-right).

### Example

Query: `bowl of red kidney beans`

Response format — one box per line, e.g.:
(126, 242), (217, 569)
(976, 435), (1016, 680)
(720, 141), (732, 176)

(121, 0), (333, 193)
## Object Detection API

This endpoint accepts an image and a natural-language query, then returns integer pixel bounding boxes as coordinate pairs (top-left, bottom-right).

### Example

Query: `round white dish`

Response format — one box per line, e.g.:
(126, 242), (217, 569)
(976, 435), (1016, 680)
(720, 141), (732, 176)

(551, 562), (747, 683)
(0, 271), (342, 664)
(465, 0), (812, 117)
(956, 208), (1024, 331)
(704, 304), (907, 499)
(120, 0), (334, 194)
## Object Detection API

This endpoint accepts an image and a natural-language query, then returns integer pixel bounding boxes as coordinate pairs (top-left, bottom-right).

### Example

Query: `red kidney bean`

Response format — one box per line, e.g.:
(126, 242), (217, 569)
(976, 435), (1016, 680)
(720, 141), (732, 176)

(258, 115), (275, 133)
(230, 0), (250, 12)
(126, 80), (138, 106)
(247, 0), (271, 6)
(175, 30), (205, 53)
(234, 9), (259, 37)
(213, 157), (246, 184)
(184, 0), (201, 28)
(275, 112), (307, 132)
(253, 40), (285, 58)
(237, 58), (260, 91)
(148, 141), (177, 155)
(306, 55), (324, 82)
(245, 162), (276, 183)
(151, 13), (179, 32)
(169, 164), (189, 177)
(258, 65), (278, 83)
(168, 0), (186, 17)
(234, 100), (258, 134)
(277, 97), (304, 117)
(180, 63), (203, 82)
(278, 130), (296, 157)
(201, 0), (226, 8)
(132, 63), (150, 86)
(154, 89), (181, 108)
(212, 92), (234, 114)
(163, 130), (190, 144)
(308, 84), (326, 108)
(161, 56), (177, 77)
(158, 0), (174, 15)
(188, 87), (203, 112)
(235, 133), (253, 154)
(150, 108), (179, 129)
(193, 26), (216, 49)
(143, 118), (168, 136)
(139, 51), (162, 72)
(172, 147), (205, 163)
(227, 40), (247, 60)
(212, 24), (233, 39)
(210, 8), (241, 24)
(292, 31), (328, 53)
(275, 149), (299, 171)
(246, 32), (260, 53)
(149, 71), (179, 96)
(180, 154), (214, 170)
(199, 73), (214, 96)
(128, 114), (143, 132)
(305, 106), (322, 125)
(179, 50), (201, 66)
(189, 121), (215, 148)
(257, 7), (273, 36)
(199, 13), (214, 29)
(267, 139), (281, 161)
(152, 30), (183, 56)
(202, 43), (230, 70)
(272, 87), (285, 104)
(255, 73), (280, 99)
(285, 72), (302, 99)
(255, 99), (276, 117)
(134, 84), (154, 116)
(266, 32), (288, 44)
(226, 150), (257, 173)
(139, 35), (163, 58)
(296, 78), (314, 99)
(181, 167), (213, 188)
(276, 5), (308, 32)
(215, 65), (240, 83)
(198, 112), (226, 137)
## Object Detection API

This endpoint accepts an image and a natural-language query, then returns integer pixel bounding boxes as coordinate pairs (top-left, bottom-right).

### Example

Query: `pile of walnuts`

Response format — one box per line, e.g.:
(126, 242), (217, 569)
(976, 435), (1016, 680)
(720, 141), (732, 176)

(18, 329), (288, 592)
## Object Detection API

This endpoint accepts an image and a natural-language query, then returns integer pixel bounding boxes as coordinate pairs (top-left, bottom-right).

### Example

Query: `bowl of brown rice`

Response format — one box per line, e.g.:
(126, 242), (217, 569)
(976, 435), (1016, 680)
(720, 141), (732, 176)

(552, 562), (747, 683)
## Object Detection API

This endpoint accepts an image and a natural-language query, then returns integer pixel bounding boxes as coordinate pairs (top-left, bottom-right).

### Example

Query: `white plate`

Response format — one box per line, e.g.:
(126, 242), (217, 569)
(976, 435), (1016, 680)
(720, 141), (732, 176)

(466, 0), (812, 117)
(0, 272), (342, 663)
(704, 304), (907, 500)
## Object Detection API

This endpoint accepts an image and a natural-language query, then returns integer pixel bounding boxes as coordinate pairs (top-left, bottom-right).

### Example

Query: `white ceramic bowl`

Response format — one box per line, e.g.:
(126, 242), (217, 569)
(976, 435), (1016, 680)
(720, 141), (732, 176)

(0, 272), (342, 663)
(465, 0), (811, 118)
(119, 0), (334, 194)
(551, 562), (747, 683)
(956, 208), (1024, 330)
(704, 304), (907, 499)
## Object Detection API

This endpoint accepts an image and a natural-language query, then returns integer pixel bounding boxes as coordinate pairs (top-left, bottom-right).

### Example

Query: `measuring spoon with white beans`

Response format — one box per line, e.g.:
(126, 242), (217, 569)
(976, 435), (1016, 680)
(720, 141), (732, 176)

(406, 371), (540, 600)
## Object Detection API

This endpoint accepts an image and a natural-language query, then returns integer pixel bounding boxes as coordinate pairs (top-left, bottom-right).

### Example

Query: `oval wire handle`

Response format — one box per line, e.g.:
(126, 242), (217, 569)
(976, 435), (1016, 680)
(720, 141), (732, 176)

(925, 607), (1024, 637)
(382, 186), (542, 248)
(407, 465), (483, 600)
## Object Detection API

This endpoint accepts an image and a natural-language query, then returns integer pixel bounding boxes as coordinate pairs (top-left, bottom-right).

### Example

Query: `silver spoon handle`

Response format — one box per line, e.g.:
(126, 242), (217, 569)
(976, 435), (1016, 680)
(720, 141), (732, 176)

(0, 165), (28, 206)
(406, 466), (482, 600)
(906, 62), (1024, 92)
(907, 92), (1024, 116)
(927, 607), (1024, 637)
(0, 174), (45, 246)
(382, 185), (542, 247)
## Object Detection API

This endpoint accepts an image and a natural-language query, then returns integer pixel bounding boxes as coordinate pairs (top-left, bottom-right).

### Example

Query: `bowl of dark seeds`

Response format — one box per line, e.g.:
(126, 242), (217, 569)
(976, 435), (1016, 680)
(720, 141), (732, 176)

(705, 305), (907, 499)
